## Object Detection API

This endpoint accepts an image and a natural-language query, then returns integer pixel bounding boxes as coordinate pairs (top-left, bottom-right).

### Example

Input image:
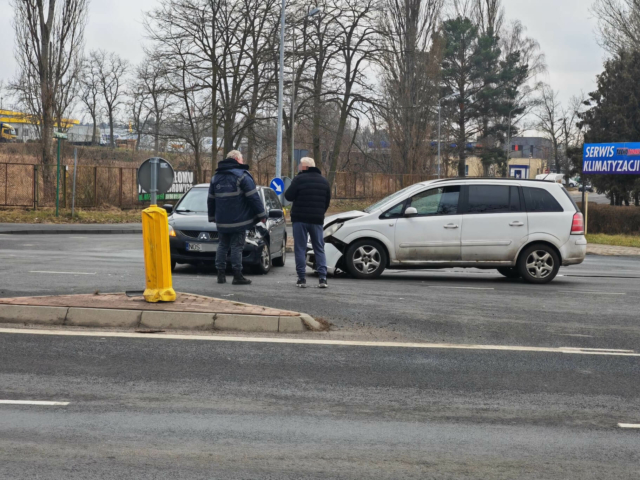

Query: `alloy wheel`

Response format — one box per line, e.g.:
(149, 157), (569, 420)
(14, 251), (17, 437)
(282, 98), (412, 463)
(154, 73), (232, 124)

(352, 245), (381, 275)
(525, 250), (554, 279)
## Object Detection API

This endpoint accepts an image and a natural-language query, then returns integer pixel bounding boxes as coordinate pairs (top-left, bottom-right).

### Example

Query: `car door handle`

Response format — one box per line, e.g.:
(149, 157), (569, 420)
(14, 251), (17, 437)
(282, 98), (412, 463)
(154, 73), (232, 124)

(444, 224), (459, 229)
(509, 221), (525, 227)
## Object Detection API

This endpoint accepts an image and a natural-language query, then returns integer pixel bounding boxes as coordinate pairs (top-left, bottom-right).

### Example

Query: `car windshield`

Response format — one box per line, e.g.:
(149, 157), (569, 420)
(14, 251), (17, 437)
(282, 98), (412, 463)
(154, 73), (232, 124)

(363, 186), (417, 213)
(175, 188), (208, 213)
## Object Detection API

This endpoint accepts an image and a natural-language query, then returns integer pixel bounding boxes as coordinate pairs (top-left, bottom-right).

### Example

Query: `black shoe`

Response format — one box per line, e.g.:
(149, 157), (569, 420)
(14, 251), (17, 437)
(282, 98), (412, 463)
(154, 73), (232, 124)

(319, 278), (328, 289)
(297, 278), (307, 288)
(232, 273), (252, 285)
(217, 273), (226, 284)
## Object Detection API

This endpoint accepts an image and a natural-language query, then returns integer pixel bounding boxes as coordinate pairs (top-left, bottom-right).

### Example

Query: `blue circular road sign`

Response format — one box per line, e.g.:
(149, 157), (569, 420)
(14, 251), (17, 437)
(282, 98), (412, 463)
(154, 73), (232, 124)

(270, 177), (285, 195)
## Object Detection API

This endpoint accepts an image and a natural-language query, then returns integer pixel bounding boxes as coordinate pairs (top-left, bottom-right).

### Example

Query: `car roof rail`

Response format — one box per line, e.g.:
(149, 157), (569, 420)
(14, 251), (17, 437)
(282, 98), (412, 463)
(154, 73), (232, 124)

(431, 177), (561, 184)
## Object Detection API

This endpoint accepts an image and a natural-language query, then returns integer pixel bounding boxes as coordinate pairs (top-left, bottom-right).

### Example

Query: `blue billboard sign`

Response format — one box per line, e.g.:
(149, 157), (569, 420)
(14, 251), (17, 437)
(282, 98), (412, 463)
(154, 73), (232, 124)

(583, 143), (640, 174)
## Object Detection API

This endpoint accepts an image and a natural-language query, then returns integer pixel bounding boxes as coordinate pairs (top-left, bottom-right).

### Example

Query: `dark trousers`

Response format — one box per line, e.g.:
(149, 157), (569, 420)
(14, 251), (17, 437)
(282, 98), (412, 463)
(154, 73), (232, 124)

(216, 231), (246, 274)
(293, 222), (327, 279)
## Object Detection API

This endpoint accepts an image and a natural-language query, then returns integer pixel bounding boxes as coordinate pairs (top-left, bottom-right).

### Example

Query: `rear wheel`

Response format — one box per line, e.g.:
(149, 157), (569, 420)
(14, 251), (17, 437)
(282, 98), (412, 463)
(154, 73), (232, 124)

(272, 236), (286, 267)
(345, 239), (387, 279)
(497, 267), (520, 279)
(517, 244), (560, 284)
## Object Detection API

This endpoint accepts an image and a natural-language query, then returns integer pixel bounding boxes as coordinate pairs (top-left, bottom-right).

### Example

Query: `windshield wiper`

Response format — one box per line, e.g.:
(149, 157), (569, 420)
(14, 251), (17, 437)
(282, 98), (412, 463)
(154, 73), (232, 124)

(176, 209), (195, 213)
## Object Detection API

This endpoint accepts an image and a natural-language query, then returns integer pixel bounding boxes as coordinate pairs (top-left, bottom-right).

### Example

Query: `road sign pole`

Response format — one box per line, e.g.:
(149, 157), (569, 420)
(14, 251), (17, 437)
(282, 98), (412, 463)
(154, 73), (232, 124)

(56, 138), (61, 217)
(150, 158), (158, 206)
(138, 157), (176, 304)
(72, 147), (78, 217)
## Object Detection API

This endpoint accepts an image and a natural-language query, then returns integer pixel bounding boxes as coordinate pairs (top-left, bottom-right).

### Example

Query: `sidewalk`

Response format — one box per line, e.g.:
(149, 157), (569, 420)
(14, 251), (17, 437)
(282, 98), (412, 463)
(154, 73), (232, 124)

(0, 223), (142, 235)
(0, 292), (324, 333)
(587, 243), (640, 256)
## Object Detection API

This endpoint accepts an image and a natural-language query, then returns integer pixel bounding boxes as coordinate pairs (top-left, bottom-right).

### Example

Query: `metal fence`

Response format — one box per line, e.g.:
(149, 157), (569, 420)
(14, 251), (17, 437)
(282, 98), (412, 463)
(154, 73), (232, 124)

(0, 163), (442, 209)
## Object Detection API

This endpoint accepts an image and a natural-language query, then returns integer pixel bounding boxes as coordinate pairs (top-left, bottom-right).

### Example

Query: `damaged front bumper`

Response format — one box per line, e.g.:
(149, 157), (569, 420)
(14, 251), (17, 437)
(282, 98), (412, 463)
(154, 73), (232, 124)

(306, 242), (344, 276)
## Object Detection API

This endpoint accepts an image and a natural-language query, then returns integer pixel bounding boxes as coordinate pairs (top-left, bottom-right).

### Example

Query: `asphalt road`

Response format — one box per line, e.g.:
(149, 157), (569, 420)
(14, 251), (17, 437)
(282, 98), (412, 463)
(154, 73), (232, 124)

(569, 191), (610, 205)
(1, 329), (639, 479)
(1, 233), (639, 349)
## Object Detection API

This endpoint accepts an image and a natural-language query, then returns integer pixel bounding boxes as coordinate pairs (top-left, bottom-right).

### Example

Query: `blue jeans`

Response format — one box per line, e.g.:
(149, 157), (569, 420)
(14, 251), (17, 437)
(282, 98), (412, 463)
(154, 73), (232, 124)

(293, 223), (327, 280)
(216, 231), (246, 274)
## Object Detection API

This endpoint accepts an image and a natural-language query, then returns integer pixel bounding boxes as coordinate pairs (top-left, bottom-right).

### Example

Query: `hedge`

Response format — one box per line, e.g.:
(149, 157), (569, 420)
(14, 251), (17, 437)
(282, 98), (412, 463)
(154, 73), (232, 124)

(584, 204), (640, 235)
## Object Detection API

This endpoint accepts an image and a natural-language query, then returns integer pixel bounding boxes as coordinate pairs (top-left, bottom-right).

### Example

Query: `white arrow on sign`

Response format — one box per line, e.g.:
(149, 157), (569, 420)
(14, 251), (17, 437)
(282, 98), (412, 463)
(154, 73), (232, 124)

(273, 183), (282, 193)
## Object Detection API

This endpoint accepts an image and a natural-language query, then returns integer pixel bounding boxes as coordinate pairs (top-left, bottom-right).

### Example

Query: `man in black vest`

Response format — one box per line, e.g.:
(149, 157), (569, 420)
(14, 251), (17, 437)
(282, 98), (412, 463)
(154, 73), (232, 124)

(207, 150), (266, 285)
(284, 157), (331, 288)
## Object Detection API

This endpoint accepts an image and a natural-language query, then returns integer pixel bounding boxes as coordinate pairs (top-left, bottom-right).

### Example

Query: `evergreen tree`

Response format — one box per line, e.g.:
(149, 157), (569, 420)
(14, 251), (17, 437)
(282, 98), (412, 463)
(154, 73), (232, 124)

(579, 50), (640, 206)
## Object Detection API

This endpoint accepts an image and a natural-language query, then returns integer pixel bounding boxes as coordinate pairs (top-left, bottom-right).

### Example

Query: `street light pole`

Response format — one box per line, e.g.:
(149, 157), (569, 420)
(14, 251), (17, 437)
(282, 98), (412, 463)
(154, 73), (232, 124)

(276, 0), (286, 180)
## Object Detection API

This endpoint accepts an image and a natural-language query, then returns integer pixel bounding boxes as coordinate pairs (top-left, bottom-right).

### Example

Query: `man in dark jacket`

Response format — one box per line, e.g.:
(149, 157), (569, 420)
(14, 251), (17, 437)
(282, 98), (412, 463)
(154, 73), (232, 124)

(284, 157), (331, 288)
(207, 150), (266, 285)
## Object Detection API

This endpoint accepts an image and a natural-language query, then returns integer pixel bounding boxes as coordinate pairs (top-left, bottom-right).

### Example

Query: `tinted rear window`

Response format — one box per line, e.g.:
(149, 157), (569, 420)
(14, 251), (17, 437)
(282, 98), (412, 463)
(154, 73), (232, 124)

(523, 187), (564, 212)
(466, 185), (521, 214)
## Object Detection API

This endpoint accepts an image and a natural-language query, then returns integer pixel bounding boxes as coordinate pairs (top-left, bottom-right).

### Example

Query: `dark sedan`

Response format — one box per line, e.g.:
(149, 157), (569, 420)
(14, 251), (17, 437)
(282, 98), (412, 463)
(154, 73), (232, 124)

(165, 184), (287, 274)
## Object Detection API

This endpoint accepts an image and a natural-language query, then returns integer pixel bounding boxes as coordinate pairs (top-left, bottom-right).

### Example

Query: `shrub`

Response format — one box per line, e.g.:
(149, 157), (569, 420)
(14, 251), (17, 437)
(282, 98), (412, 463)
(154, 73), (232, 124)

(585, 204), (640, 235)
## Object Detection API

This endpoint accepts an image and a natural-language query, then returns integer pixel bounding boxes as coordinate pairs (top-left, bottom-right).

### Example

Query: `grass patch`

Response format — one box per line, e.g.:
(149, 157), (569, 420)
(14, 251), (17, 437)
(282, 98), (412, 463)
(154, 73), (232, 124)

(327, 199), (371, 215)
(586, 234), (640, 248)
(0, 207), (143, 224)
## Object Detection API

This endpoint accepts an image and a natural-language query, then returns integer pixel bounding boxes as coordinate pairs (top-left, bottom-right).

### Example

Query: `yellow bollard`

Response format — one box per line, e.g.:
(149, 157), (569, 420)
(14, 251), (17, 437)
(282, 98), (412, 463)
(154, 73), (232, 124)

(141, 205), (176, 303)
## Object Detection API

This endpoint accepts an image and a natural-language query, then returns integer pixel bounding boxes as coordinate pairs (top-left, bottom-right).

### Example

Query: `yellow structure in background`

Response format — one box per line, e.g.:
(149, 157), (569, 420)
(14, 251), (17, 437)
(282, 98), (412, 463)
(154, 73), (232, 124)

(0, 109), (80, 129)
(141, 205), (176, 303)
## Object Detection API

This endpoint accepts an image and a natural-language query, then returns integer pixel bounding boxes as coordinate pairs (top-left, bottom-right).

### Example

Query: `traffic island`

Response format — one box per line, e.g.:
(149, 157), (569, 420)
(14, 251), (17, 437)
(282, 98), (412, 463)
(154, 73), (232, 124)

(0, 293), (325, 333)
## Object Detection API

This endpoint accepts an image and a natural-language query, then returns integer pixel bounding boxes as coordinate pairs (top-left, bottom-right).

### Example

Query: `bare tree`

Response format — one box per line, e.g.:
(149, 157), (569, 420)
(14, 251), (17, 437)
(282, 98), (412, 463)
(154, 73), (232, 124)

(325, 0), (384, 187)
(90, 50), (129, 149)
(534, 85), (564, 173)
(139, 53), (174, 155)
(10, 0), (88, 167)
(128, 72), (152, 151)
(79, 58), (102, 145)
(592, 0), (640, 54)
(379, 0), (444, 175)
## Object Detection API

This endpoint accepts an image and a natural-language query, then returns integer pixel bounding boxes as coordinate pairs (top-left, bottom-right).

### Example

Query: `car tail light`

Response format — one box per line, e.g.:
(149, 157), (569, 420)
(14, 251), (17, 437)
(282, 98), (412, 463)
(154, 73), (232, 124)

(571, 212), (584, 235)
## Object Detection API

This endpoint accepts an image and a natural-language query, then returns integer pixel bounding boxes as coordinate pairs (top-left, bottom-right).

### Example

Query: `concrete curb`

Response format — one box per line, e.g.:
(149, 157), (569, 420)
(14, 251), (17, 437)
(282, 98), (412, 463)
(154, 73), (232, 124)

(0, 304), (318, 334)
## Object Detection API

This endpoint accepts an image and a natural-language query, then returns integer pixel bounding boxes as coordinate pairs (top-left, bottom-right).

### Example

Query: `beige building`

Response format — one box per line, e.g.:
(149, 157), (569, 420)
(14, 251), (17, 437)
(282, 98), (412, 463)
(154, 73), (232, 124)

(465, 156), (549, 179)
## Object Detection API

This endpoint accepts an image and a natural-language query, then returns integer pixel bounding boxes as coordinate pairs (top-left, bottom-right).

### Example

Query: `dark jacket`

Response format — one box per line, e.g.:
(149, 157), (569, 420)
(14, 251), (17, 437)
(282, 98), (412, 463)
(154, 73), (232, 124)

(284, 167), (331, 225)
(207, 158), (266, 233)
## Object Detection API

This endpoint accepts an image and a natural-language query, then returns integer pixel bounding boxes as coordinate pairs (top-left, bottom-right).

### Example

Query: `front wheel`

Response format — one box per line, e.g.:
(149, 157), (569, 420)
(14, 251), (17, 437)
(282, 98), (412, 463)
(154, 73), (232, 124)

(517, 244), (560, 284)
(345, 239), (387, 279)
(254, 244), (271, 275)
(497, 267), (520, 279)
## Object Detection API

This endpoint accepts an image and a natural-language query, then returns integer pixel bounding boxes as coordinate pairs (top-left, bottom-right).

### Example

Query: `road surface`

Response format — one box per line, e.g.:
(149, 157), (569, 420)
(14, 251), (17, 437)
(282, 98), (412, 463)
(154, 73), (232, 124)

(1, 329), (639, 479)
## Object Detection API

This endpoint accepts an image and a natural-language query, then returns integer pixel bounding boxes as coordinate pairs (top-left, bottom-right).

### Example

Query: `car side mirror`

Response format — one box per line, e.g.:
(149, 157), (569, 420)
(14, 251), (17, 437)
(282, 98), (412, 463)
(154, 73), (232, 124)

(162, 204), (173, 214)
(404, 207), (418, 217)
(268, 209), (284, 219)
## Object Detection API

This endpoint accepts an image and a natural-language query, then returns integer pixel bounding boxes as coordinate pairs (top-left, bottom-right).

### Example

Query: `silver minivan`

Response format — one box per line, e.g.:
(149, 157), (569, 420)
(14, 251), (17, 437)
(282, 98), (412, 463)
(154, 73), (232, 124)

(309, 179), (587, 284)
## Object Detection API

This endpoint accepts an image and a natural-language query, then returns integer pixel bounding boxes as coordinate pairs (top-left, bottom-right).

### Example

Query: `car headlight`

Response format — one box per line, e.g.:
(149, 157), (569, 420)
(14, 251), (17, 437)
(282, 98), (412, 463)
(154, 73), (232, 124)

(168, 225), (176, 237)
(324, 222), (344, 238)
(247, 228), (263, 240)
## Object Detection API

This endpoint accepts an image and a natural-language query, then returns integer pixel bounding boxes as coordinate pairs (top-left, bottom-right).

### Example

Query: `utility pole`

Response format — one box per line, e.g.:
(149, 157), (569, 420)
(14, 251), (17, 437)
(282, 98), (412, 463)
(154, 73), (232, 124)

(276, 0), (286, 180)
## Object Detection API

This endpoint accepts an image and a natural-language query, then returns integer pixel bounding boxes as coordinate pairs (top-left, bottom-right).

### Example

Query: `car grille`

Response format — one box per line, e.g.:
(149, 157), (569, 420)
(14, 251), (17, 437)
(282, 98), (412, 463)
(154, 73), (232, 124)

(179, 230), (219, 241)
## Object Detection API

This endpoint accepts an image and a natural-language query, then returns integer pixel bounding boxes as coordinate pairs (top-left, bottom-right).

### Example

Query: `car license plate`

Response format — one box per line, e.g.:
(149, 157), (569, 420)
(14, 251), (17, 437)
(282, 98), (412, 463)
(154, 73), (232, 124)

(186, 243), (216, 252)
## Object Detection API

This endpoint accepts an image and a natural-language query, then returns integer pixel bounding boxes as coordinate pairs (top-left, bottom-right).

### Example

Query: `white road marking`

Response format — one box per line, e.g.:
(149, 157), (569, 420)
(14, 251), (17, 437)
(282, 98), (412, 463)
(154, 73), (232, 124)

(553, 290), (626, 296)
(618, 423), (640, 429)
(29, 271), (96, 275)
(0, 328), (638, 357)
(427, 286), (495, 290)
(0, 400), (69, 406)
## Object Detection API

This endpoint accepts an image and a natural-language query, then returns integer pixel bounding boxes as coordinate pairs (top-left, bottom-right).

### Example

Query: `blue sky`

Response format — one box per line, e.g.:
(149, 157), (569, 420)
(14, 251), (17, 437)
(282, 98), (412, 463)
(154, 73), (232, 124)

(0, 0), (605, 108)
